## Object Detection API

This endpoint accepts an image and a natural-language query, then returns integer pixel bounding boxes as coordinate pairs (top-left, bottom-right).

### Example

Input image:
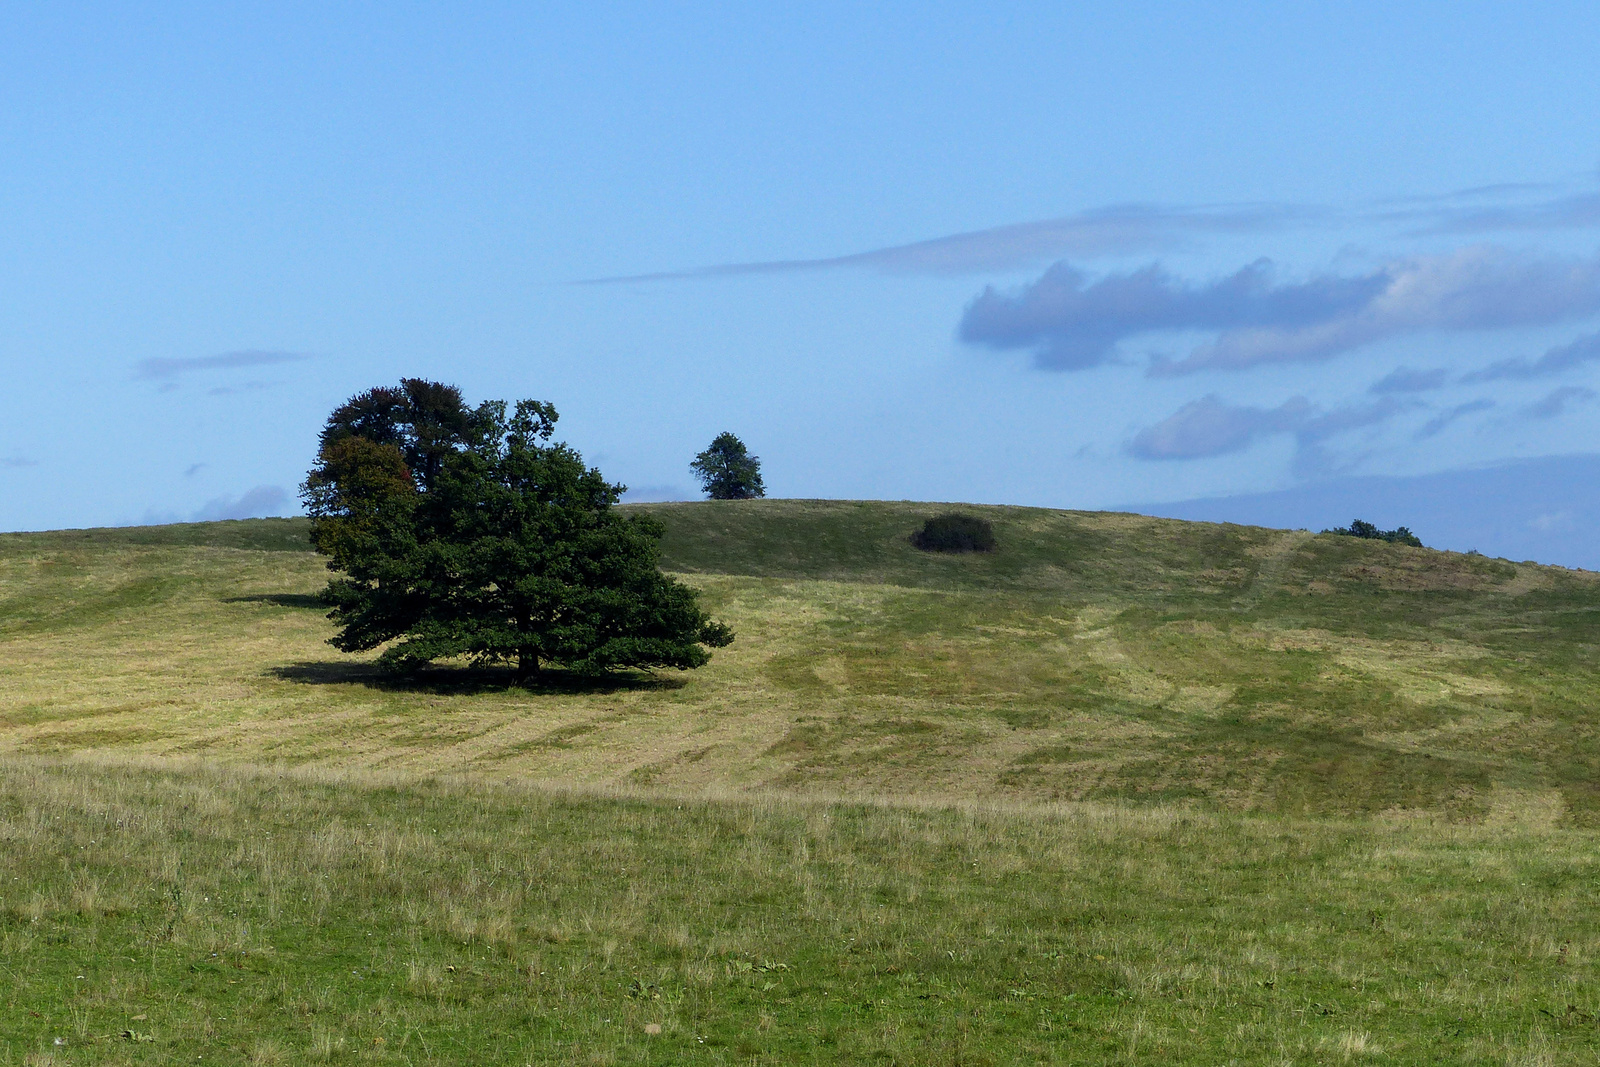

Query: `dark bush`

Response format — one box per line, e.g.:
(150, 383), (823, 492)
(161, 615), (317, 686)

(1324, 518), (1423, 547)
(912, 513), (996, 553)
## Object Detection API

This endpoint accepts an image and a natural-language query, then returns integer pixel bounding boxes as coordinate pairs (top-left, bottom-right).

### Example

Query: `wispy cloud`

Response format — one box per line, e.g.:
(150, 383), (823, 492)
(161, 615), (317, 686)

(1, 455), (38, 469)
(192, 485), (292, 521)
(1126, 395), (1404, 472)
(1414, 399), (1495, 440)
(1403, 191), (1600, 236)
(135, 350), (311, 381)
(1522, 385), (1596, 420)
(1528, 510), (1572, 533)
(961, 247), (1600, 374)
(1369, 366), (1449, 394)
(206, 381), (276, 396)
(578, 203), (1314, 284)
(1127, 395), (1312, 460)
(1460, 330), (1600, 382)
(579, 180), (1600, 286)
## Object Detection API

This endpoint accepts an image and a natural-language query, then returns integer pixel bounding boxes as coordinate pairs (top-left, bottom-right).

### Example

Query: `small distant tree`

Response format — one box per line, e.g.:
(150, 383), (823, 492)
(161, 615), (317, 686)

(302, 381), (733, 681)
(1324, 518), (1423, 548)
(691, 432), (765, 500)
(912, 513), (996, 553)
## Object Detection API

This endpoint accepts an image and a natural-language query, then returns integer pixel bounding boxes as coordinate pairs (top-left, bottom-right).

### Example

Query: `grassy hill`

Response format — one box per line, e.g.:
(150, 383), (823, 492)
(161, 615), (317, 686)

(4, 501), (1600, 1063)
(3, 500), (1598, 819)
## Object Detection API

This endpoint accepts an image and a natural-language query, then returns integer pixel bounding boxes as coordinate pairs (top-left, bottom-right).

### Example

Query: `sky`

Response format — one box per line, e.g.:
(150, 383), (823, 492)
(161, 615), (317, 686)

(5, 4), (1600, 564)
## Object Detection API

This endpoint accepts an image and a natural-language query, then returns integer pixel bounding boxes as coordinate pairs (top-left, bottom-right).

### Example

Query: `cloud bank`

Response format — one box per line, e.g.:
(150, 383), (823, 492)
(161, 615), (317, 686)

(961, 247), (1600, 373)
(960, 259), (1387, 370)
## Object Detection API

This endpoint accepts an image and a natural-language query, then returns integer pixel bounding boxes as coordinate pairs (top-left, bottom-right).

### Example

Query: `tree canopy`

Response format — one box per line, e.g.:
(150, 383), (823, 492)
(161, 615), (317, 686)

(690, 432), (765, 500)
(302, 381), (732, 681)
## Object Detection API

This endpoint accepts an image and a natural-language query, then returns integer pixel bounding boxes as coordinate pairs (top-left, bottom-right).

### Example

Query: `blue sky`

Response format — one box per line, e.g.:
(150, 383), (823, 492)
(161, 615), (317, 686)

(5, 4), (1600, 563)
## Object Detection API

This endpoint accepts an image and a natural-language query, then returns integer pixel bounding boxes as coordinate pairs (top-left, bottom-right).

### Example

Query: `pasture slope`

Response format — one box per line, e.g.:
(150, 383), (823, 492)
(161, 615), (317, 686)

(2, 500), (1598, 1064)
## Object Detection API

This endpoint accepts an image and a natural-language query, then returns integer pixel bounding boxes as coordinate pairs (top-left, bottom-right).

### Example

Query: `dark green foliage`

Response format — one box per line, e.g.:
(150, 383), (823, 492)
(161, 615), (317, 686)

(301, 435), (417, 570)
(304, 383), (732, 680)
(911, 512), (996, 553)
(318, 378), (481, 490)
(1325, 518), (1423, 547)
(690, 432), (765, 499)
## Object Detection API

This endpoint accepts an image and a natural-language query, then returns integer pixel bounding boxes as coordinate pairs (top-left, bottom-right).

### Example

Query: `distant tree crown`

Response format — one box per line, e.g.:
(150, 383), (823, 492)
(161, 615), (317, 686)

(690, 432), (765, 500)
(317, 378), (486, 492)
(1324, 519), (1423, 548)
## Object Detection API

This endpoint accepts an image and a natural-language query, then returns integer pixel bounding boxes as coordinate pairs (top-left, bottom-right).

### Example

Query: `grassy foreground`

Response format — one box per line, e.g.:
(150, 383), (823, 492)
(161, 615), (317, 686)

(4, 758), (1598, 1065)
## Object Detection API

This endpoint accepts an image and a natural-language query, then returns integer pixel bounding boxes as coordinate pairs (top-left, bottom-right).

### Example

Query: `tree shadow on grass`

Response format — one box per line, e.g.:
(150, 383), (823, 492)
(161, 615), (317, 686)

(267, 660), (688, 696)
(225, 593), (326, 609)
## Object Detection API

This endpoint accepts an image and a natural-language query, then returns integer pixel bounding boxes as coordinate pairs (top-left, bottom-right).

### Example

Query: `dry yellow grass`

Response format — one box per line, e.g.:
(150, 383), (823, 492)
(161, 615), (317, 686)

(0, 557), (1098, 793)
(3, 503), (1599, 819)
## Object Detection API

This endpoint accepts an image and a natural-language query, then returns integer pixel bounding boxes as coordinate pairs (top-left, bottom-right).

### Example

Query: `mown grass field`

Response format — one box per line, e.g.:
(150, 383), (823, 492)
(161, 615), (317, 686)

(3, 502), (1599, 816)
(3, 501), (1600, 1063)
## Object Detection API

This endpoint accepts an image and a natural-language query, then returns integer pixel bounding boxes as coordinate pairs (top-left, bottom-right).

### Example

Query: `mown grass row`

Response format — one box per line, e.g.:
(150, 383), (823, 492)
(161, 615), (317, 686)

(3, 759), (1598, 1065)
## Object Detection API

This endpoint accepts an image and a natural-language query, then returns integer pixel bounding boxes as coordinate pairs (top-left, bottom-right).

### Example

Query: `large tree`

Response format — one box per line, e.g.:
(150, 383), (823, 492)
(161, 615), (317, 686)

(303, 383), (732, 681)
(690, 432), (765, 500)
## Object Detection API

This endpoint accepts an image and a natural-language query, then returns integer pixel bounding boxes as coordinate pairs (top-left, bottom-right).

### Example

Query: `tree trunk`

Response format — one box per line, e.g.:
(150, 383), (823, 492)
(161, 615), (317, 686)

(516, 649), (540, 684)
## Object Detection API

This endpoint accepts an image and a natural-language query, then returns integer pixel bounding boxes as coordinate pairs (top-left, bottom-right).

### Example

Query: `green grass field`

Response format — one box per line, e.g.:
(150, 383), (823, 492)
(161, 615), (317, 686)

(3, 501), (1599, 1062)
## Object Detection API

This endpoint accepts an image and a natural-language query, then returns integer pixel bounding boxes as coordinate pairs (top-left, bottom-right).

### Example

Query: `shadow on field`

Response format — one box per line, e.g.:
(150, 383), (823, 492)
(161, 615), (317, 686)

(225, 593), (326, 609)
(268, 660), (687, 695)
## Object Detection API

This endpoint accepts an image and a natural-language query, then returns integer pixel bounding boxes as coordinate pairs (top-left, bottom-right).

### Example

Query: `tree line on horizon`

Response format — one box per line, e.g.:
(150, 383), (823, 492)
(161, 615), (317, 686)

(1324, 518), (1424, 547)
